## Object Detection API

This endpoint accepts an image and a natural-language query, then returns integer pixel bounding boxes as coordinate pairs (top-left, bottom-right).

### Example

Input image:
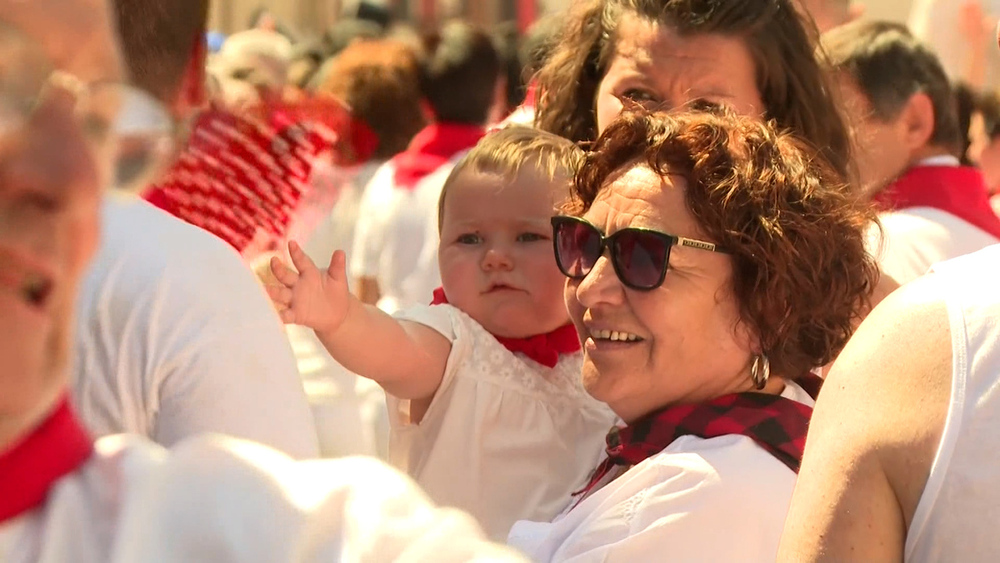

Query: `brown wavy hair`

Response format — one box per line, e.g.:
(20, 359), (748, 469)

(569, 106), (878, 377)
(315, 39), (426, 160)
(534, 0), (854, 182)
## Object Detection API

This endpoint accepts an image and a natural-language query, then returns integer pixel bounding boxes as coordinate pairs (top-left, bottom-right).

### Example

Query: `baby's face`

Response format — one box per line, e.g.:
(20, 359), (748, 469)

(438, 168), (571, 338)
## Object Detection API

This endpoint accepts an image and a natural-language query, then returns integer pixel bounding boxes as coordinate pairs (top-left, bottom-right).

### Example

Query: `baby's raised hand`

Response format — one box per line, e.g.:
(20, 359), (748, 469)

(268, 241), (352, 334)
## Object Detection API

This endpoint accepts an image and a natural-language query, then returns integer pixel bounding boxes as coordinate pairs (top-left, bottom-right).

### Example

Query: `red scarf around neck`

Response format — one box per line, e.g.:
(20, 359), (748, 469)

(874, 165), (1000, 239)
(573, 375), (823, 504)
(431, 287), (581, 368)
(0, 395), (93, 524)
(391, 123), (486, 191)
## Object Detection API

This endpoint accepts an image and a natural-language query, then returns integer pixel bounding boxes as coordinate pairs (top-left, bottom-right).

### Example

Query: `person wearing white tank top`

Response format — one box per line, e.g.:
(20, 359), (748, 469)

(778, 243), (1000, 560)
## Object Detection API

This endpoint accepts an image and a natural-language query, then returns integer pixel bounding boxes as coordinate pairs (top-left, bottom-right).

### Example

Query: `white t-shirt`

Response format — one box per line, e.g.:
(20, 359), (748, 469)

(507, 382), (815, 563)
(389, 304), (618, 541)
(349, 160), (449, 314)
(0, 434), (526, 562)
(291, 160), (390, 459)
(905, 245), (1000, 561)
(72, 194), (319, 459)
(869, 206), (999, 284)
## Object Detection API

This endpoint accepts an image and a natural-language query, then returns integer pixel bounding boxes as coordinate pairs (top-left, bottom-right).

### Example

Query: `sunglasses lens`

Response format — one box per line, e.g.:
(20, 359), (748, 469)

(613, 230), (669, 289)
(555, 219), (602, 278)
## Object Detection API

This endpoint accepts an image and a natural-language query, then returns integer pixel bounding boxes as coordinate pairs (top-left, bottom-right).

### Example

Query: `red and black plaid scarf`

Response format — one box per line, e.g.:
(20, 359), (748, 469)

(574, 376), (822, 503)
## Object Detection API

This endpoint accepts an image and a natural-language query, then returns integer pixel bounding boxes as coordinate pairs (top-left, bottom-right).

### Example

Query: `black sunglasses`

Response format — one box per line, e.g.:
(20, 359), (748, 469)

(551, 216), (727, 291)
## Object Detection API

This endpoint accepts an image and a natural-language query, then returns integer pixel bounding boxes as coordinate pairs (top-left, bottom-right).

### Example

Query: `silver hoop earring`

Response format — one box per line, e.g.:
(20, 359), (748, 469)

(751, 354), (770, 391)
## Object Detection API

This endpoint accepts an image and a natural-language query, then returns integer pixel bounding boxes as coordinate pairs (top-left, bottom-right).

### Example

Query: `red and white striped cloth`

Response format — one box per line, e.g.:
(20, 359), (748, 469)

(143, 97), (376, 261)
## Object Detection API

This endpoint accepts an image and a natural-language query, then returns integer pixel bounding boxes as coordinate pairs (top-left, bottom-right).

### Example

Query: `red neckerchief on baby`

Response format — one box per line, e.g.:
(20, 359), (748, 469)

(0, 395), (93, 524)
(873, 165), (1000, 240)
(572, 374), (823, 506)
(430, 287), (581, 368)
(391, 122), (485, 191)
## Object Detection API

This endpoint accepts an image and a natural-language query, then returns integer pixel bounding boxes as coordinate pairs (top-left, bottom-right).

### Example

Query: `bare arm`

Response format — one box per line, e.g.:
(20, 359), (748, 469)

(269, 242), (450, 401)
(778, 275), (951, 561)
(354, 276), (381, 306)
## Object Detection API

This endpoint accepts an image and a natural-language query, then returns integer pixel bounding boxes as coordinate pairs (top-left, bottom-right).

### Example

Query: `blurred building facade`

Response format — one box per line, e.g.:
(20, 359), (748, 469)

(209, 0), (572, 35)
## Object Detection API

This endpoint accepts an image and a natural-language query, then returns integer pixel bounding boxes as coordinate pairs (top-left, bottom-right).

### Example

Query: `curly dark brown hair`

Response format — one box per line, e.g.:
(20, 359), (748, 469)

(533, 0), (854, 183)
(570, 106), (879, 377)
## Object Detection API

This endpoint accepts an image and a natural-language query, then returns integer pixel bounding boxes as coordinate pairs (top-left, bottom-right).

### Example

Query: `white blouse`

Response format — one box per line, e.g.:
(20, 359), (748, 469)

(507, 382), (815, 562)
(0, 434), (525, 563)
(389, 304), (618, 541)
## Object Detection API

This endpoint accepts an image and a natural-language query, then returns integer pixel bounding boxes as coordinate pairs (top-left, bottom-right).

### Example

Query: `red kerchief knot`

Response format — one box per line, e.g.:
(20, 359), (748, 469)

(430, 287), (581, 368)
(142, 97), (376, 261)
(574, 389), (817, 505)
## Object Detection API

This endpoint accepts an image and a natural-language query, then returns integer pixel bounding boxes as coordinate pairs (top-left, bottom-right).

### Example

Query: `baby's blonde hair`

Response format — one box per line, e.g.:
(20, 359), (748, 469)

(437, 125), (584, 230)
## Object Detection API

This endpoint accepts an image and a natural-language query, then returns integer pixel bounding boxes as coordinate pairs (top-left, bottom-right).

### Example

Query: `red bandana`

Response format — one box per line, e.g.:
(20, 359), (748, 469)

(573, 375), (823, 504)
(391, 123), (486, 191)
(0, 395), (93, 524)
(431, 287), (581, 368)
(873, 165), (1000, 240)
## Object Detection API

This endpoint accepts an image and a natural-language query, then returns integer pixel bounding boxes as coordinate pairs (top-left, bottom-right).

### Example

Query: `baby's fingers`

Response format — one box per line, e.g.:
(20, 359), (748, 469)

(265, 284), (293, 309)
(270, 256), (299, 287)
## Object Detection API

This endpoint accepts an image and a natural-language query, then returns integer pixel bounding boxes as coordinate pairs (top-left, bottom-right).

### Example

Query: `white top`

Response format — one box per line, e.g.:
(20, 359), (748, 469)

(349, 160), (450, 314)
(72, 194), (319, 459)
(389, 304), (618, 541)
(507, 382), (815, 563)
(905, 244), (1000, 561)
(869, 206), (999, 285)
(0, 434), (526, 562)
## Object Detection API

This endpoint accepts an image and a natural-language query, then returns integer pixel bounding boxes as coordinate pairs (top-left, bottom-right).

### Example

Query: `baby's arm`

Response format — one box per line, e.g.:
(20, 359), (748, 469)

(268, 242), (450, 401)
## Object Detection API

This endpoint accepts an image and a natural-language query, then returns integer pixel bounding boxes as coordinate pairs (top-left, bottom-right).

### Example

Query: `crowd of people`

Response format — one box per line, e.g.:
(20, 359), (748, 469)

(3, 0), (1000, 560)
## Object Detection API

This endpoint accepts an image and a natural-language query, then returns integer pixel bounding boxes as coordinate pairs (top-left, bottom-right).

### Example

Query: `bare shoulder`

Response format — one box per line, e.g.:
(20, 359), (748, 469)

(779, 274), (952, 561)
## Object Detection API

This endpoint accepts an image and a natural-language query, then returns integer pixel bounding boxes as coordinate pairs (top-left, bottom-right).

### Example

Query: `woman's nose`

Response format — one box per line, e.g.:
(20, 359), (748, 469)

(574, 254), (624, 307)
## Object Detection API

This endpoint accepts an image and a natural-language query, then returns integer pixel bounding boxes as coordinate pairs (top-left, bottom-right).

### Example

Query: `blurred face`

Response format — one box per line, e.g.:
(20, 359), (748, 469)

(595, 15), (764, 135)
(837, 75), (912, 196)
(438, 167), (570, 338)
(0, 1), (122, 441)
(565, 165), (754, 423)
(968, 112), (1000, 192)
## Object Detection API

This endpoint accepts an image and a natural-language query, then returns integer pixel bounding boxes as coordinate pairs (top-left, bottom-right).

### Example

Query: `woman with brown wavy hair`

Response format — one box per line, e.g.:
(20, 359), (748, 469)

(533, 0), (853, 181)
(507, 106), (878, 561)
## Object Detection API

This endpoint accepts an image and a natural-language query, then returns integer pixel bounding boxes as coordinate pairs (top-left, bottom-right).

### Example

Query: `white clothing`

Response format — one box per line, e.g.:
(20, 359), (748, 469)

(0, 434), (526, 562)
(507, 382), (815, 563)
(292, 160), (390, 459)
(869, 206), (999, 284)
(73, 194), (319, 459)
(906, 245), (1000, 561)
(389, 304), (617, 541)
(399, 160), (460, 307)
(349, 160), (448, 314)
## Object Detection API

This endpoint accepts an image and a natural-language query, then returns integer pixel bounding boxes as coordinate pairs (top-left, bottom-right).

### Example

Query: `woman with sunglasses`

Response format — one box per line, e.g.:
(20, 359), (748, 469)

(507, 107), (878, 561)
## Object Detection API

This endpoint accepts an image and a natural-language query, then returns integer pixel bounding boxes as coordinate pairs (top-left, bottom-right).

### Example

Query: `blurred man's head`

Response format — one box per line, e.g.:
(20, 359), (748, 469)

(0, 0), (122, 446)
(823, 20), (961, 195)
(111, 0), (210, 117)
(420, 21), (501, 125)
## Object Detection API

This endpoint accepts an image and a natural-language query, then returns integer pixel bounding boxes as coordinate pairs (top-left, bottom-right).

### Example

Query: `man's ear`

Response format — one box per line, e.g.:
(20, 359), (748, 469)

(899, 91), (937, 153)
(173, 33), (208, 117)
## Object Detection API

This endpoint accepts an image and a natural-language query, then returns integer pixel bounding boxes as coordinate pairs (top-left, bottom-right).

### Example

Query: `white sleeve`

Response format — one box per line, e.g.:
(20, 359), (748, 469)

(147, 241), (319, 459)
(349, 165), (392, 279)
(110, 436), (528, 563)
(510, 435), (796, 563)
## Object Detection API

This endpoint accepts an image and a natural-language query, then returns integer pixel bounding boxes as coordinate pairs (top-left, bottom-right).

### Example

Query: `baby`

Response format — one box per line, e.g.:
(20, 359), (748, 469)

(269, 126), (616, 540)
